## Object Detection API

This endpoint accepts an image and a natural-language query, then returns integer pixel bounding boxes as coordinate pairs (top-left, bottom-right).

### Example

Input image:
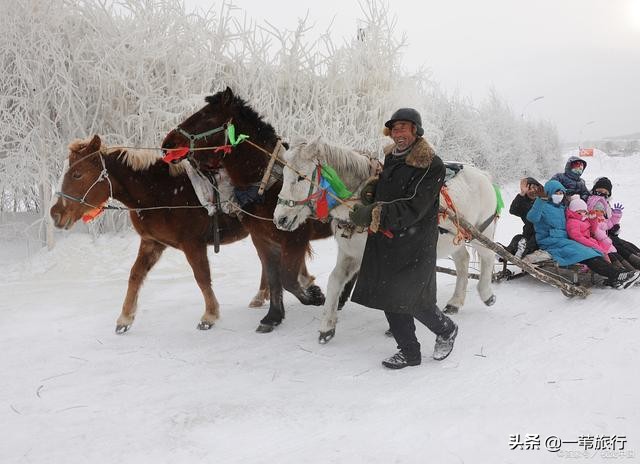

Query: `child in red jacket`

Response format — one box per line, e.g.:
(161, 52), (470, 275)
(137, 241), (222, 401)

(566, 198), (611, 257)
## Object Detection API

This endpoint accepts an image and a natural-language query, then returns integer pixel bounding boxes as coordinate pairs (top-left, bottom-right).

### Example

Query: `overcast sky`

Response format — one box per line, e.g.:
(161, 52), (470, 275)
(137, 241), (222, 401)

(186, 0), (640, 142)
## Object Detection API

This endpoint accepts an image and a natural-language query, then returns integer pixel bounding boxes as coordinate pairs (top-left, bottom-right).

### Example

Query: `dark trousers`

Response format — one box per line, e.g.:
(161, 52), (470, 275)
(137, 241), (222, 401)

(611, 235), (640, 269)
(582, 256), (621, 280)
(385, 305), (454, 358)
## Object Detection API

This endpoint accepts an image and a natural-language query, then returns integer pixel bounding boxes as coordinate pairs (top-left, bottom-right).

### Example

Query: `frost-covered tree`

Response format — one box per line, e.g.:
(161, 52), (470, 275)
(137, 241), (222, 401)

(0, 0), (560, 248)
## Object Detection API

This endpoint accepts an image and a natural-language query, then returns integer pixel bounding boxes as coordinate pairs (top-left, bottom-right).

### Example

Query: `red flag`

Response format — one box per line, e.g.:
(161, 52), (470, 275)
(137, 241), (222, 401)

(579, 148), (594, 157)
(82, 204), (105, 223)
(162, 147), (190, 164)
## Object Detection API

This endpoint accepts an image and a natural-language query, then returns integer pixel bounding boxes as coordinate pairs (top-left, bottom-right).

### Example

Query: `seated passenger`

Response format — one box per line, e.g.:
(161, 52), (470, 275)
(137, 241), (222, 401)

(504, 177), (543, 258)
(551, 156), (590, 201)
(587, 176), (640, 270)
(566, 198), (610, 255)
(527, 180), (638, 288)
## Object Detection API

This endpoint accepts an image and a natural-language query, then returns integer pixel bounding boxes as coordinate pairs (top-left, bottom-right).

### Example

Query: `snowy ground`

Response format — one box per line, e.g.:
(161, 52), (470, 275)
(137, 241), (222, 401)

(2, 152), (639, 464)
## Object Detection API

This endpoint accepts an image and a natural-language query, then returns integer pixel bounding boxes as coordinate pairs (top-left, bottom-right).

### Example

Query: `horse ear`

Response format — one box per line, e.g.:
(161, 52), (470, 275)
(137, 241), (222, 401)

(222, 87), (234, 105)
(86, 134), (101, 154)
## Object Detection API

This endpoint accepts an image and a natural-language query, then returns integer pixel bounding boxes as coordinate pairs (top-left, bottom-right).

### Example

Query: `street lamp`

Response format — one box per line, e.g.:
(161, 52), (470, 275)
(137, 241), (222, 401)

(578, 120), (596, 149)
(520, 96), (545, 119)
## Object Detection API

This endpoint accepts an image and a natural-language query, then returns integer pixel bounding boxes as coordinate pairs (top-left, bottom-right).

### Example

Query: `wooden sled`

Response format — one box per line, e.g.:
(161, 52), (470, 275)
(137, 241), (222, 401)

(438, 206), (591, 298)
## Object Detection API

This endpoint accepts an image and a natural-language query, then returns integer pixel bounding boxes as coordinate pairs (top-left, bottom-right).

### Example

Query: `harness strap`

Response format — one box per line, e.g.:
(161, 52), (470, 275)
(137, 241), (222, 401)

(202, 170), (222, 253)
(258, 139), (284, 195)
(476, 212), (498, 234)
(438, 186), (472, 245)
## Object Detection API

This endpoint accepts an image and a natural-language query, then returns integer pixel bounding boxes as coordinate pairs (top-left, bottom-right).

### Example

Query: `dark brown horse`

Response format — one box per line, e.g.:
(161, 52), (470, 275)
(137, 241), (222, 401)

(49, 135), (326, 333)
(162, 87), (334, 332)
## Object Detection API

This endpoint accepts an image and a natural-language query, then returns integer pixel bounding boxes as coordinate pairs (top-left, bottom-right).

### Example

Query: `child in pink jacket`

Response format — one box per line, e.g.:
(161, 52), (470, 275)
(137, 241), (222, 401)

(586, 196), (635, 271)
(586, 195), (621, 253)
(566, 198), (611, 257)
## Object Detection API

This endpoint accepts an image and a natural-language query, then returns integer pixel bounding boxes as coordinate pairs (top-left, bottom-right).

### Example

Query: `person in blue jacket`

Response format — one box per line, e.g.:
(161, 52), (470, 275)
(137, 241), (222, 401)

(551, 156), (590, 200)
(526, 180), (638, 288)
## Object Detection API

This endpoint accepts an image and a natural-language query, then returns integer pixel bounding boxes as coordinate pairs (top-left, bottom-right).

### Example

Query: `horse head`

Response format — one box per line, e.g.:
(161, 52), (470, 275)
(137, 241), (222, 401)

(275, 138), (376, 231)
(274, 138), (323, 231)
(162, 86), (277, 186)
(50, 135), (112, 229)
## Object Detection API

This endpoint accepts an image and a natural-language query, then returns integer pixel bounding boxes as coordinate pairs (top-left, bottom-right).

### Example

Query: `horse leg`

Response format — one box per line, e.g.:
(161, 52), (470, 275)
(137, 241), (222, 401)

(319, 233), (366, 343)
(337, 272), (358, 311)
(253, 238), (285, 333)
(249, 268), (270, 308)
(298, 261), (316, 289)
(476, 245), (497, 306)
(444, 246), (470, 314)
(116, 239), (166, 334)
(182, 242), (220, 330)
(280, 242), (325, 306)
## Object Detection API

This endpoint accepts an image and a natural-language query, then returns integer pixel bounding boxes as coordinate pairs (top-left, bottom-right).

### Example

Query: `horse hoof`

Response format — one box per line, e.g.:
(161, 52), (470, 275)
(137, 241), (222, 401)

(444, 305), (459, 314)
(256, 322), (278, 333)
(115, 324), (130, 334)
(197, 321), (214, 330)
(318, 329), (335, 344)
(384, 329), (393, 337)
(484, 295), (497, 306)
(306, 285), (326, 306)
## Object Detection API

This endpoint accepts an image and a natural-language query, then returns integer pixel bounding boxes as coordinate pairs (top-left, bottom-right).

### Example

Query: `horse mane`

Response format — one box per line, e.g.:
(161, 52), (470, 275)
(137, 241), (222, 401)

(114, 148), (185, 176)
(205, 91), (277, 143)
(295, 138), (374, 182)
(68, 137), (102, 153)
(69, 137), (184, 176)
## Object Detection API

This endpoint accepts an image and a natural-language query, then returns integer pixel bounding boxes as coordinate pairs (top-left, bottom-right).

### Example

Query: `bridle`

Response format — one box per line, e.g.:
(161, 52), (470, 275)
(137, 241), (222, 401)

(56, 149), (113, 210)
(276, 164), (324, 216)
(173, 121), (230, 158)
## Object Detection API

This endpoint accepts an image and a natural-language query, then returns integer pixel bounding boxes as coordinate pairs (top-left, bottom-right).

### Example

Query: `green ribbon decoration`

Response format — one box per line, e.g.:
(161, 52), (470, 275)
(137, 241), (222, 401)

(227, 124), (250, 147)
(493, 183), (504, 215)
(321, 165), (352, 199)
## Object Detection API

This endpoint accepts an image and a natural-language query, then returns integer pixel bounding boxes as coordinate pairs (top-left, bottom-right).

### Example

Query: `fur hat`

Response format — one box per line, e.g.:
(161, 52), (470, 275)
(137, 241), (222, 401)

(592, 177), (612, 195)
(568, 198), (588, 212)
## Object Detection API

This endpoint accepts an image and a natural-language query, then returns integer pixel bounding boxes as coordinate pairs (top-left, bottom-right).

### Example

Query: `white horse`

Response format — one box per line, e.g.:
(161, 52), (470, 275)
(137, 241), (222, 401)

(273, 138), (498, 343)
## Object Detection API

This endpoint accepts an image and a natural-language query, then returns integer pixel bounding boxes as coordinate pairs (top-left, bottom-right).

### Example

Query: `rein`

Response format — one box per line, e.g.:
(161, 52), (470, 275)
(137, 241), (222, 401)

(56, 148), (232, 220)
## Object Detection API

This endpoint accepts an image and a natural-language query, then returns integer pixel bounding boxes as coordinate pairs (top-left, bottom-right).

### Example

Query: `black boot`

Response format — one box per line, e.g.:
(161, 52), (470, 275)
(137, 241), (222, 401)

(605, 271), (640, 289)
(381, 350), (421, 369)
(433, 324), (459, 360)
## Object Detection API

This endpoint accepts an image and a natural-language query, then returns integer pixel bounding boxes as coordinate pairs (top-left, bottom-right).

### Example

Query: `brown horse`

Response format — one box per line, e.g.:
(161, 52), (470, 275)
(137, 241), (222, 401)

(49, 135), (325, 333)
(162, 87), (335, 332)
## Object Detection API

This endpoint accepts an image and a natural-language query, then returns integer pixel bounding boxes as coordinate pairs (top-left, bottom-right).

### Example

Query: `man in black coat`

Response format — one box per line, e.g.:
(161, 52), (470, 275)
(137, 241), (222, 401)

(348, 108), (458, 369)
(505, 177), (543, 258)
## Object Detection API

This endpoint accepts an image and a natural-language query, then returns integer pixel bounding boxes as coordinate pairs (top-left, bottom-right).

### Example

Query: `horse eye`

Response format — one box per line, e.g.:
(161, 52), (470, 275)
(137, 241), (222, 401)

(297, 175), (305, 182)
(72, 171), (82, 180)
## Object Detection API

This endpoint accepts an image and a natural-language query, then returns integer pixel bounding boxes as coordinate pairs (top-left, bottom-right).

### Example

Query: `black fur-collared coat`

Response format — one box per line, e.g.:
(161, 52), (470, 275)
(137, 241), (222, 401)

(351, 137), (445, 315)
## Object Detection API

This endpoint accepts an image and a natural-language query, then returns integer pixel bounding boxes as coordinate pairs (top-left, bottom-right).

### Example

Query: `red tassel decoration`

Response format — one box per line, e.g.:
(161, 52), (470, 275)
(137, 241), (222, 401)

(316, 190), (329, 219)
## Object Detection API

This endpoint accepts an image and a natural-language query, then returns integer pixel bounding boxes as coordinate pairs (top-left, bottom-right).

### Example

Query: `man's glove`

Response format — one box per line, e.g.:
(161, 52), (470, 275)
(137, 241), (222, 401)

(360, 178), (378, 205)
(349, 203), (377, 227)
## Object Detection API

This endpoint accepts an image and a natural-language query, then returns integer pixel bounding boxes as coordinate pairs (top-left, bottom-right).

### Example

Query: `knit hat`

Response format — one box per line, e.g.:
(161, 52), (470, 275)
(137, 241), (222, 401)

(592, 177), (612, 195)
(568, 198), (588, 212)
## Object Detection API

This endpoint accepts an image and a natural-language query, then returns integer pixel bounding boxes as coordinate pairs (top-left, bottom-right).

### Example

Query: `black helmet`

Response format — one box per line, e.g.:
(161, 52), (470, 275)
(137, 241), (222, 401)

(385, 108), (424, 136)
